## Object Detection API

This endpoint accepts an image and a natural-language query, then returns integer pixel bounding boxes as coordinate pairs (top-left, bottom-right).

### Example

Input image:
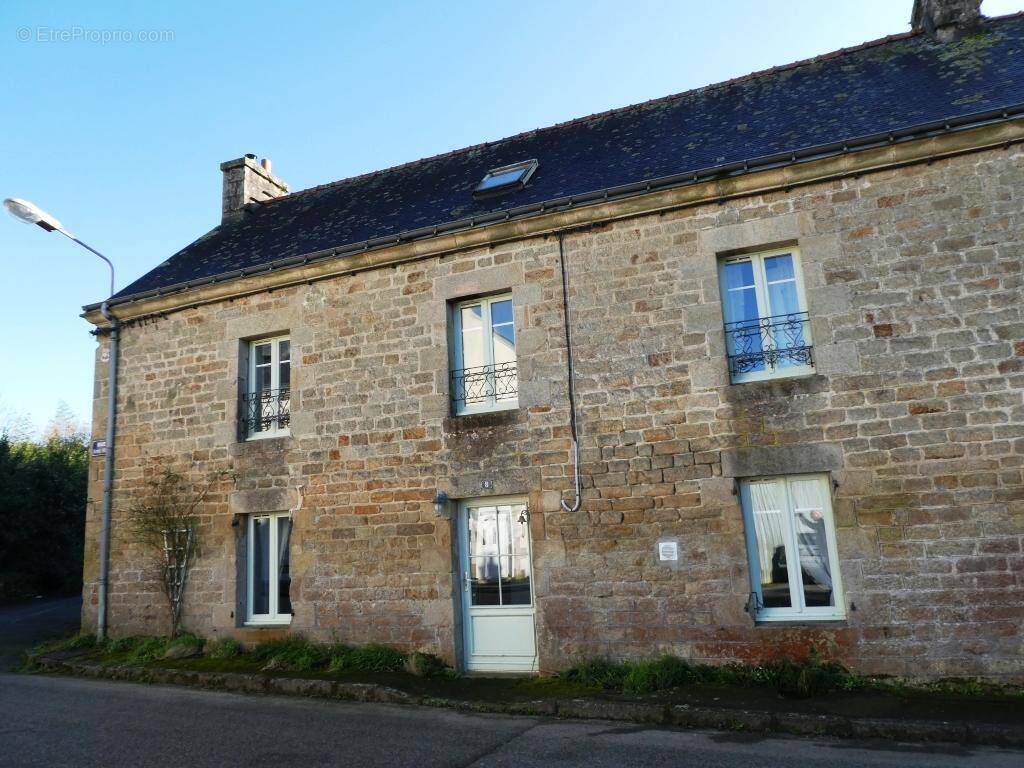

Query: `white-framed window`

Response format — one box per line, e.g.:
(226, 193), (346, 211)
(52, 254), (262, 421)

(465, 499), (534, 607)
(241, 336), (290, 439)
(718, 247), (813, 383)
(247, 512), (292, 625)
(449, 293), (518, 415)
(739, 473), (845, 622)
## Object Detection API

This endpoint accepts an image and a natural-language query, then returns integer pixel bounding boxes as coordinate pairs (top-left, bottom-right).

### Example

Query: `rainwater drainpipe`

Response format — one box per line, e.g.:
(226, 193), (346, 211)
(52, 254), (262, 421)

(96, 301), (120, 642)
(558, 233), (582, 513)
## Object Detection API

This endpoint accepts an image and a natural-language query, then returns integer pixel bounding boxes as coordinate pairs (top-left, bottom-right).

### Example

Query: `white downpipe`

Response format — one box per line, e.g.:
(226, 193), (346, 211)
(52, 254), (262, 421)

(558, 233), (582, 514)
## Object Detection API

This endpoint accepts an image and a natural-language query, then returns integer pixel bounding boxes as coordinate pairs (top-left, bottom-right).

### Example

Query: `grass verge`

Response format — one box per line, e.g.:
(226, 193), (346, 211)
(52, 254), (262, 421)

(561, 651), (1024, 700)
(25, 633), (1024, 712)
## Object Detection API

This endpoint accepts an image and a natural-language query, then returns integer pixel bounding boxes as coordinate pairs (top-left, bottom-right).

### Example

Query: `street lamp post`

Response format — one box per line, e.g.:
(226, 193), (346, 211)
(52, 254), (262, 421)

(4, 197), (120, 642)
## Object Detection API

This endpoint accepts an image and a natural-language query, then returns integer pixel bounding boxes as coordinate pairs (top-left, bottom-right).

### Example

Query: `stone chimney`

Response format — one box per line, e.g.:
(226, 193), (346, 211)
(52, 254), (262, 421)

(220, 154), (289, 223)
(911, 0), (983, 41)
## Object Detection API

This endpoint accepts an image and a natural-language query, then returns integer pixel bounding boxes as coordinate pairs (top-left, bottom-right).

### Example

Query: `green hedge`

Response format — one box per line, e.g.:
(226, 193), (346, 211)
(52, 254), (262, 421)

(0, 435), (88, 600)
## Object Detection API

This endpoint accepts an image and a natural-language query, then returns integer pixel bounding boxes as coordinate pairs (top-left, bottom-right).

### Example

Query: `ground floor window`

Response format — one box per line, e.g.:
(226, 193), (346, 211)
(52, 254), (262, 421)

(247, 512), (292, 624)
(739, 473), (844, 621)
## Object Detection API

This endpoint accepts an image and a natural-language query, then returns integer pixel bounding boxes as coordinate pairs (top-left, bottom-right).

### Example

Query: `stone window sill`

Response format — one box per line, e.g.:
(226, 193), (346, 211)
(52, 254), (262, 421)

(232, 435), (293, 456)
(244, 429), (291, 442)
(243, 619), (293, 628)
(752, 618), (848, 628)
(724, 373), (829, 399)
(443, 407), (525, 433)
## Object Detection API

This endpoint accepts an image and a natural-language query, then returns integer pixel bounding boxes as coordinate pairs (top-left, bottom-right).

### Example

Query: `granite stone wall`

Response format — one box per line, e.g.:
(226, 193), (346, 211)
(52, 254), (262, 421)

(83, 144), (1024, 679)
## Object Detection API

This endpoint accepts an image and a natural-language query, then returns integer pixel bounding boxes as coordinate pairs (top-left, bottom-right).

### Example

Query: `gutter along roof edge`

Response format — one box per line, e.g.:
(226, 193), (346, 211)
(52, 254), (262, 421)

(83, 104), (1024, 317)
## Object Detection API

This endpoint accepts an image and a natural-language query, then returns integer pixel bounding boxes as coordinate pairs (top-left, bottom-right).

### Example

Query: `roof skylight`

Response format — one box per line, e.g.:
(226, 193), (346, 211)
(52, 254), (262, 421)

(473, 159), (538, 199)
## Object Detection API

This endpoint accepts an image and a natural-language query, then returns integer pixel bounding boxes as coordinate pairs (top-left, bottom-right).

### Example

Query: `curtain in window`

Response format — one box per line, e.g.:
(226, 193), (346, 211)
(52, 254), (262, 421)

(252, 517), (270, 615)
(469, 508), (500, 604)
(490, 299), (517, 402)
(748, 480), (789, 607)
(722, 260), (759, 324)
(277, 516), (292, 614)
(789, 478), (833, 607)
(763, 254), (806, 368)
(460, 305), (485, 370)
(467, 504), (531, 607)
(722, 260), (765, 372)
(764, 254), (798, 315)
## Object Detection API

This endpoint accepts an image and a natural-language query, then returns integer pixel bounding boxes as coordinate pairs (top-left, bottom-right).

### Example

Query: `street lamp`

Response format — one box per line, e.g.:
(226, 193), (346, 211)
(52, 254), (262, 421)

(4, 198), (115, 297)
(4, 197), (120, 642)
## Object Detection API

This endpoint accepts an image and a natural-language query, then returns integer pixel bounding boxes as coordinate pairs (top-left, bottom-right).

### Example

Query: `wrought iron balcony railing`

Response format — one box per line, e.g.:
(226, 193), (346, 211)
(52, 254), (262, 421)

(450, 362), (518, 411)
(239, 387), (291, 438)
(724, 311), (813, 380)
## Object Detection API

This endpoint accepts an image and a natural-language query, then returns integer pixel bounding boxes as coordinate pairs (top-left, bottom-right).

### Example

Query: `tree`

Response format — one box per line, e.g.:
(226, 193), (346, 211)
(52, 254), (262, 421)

(0, 397), (35, 443)
(43, 401), (88, 443)
(0, 433), (89, 599)
(128, 467), (227, 637)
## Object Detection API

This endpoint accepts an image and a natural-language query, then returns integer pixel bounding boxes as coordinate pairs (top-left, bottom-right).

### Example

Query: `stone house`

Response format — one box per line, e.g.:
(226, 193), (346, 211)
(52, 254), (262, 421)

(82, 1), (1024, 679)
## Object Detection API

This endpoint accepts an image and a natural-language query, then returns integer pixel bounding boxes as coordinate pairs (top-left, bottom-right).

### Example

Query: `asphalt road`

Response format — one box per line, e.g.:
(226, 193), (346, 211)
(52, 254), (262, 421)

(1, 674), (1021, 768)
(0, 596), (81, 670)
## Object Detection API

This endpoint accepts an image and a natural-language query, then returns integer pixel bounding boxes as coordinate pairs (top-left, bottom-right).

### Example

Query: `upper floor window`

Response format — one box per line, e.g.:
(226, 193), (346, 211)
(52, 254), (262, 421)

(739, 474), (844, 622)
(450, 293), (518, 415)
(241, 336), (290, 439)
(718, 247), (813, 383)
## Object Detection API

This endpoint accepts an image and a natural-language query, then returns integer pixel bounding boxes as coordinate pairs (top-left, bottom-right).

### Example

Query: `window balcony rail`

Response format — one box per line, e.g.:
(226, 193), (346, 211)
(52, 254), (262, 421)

(724, 311), (813, 379)
(239, 387), (290, 438)
(450, 362), (518, 410)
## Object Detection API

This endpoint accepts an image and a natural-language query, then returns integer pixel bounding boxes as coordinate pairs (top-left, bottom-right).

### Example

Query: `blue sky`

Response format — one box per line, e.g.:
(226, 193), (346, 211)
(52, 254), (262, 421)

(1, 0), (1021, 435)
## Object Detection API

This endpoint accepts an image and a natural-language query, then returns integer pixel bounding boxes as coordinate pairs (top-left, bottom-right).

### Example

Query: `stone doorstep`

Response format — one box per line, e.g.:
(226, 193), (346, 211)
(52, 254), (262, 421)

(33, 656), (1024, 749)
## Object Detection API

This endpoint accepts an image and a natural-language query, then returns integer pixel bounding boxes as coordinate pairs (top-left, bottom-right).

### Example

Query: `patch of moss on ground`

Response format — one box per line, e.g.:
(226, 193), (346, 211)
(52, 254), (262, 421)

(511, 675), (599, 699)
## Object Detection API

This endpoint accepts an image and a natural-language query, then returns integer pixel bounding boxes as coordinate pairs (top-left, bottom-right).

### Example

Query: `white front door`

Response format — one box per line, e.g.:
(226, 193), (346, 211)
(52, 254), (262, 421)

(457, 497), (537, 673)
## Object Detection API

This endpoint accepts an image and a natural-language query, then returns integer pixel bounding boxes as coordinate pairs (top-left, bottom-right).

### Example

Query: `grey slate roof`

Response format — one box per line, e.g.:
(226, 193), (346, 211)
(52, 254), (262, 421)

(111, 14), (1024, 305)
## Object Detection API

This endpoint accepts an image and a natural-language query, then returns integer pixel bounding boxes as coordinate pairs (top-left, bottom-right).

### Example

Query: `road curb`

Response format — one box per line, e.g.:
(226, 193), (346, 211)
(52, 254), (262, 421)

(31, 656), (1024, 748)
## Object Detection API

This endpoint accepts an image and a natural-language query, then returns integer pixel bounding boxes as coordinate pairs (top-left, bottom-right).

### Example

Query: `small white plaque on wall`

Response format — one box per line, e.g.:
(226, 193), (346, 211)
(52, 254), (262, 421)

(656, 537), (680, 570)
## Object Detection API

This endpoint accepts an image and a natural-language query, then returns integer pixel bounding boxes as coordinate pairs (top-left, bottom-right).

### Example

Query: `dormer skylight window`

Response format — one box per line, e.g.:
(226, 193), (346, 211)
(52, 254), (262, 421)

(473, 159), (538, 199)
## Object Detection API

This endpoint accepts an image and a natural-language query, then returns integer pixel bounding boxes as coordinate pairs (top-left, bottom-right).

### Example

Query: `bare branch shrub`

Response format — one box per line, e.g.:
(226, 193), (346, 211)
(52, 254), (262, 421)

(129, 467), (228, 637)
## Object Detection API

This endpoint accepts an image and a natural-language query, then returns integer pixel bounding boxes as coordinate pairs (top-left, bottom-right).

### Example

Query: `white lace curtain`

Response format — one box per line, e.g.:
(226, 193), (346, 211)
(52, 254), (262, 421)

(748, 477), (832, 595)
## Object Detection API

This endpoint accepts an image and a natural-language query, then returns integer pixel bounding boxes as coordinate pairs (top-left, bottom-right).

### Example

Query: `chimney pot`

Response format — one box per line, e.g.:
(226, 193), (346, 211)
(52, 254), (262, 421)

(219, 154), (289, 224)
(911, 0), (983, 41)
